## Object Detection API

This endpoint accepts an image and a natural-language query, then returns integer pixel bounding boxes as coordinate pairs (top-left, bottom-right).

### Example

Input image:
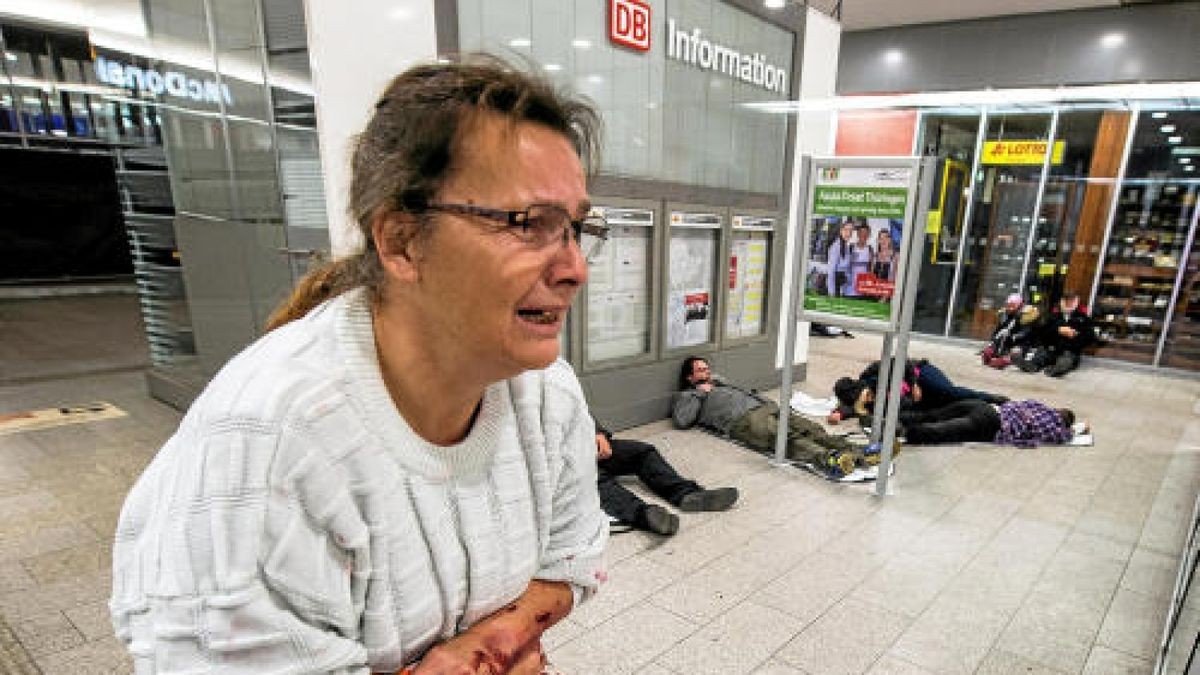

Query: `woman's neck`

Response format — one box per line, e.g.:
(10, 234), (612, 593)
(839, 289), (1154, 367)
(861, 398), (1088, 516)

(371, 303), (488, 446)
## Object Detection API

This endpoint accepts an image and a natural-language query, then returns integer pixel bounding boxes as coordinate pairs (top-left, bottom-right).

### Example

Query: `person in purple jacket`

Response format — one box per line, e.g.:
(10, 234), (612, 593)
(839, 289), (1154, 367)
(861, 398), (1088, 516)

(898, 398), (1081, 447)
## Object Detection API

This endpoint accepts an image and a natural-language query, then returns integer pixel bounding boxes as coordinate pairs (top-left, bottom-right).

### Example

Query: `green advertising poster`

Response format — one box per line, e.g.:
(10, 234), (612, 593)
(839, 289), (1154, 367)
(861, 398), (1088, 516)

(803, 163), (915, 327)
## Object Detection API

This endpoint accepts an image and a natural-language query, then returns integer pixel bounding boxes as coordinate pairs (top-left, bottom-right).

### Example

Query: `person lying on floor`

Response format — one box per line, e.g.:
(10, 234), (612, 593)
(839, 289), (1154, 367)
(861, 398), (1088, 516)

(828, 357), (1008, 425)
(871, 398), (1081, 447)
(595, 423), (738, 536)
(671, 356), (871, 477)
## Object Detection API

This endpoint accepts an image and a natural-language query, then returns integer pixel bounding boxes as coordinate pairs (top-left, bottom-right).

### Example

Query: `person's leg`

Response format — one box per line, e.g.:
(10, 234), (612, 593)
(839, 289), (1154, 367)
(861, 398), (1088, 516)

(596, 469), (678, 535)
(1046, 350), (1081, 377)
(788, 413), (855, 451)
(607, 438), (700, 505)
(918, 363), (1007, 405)
(905, 401), (1001, 445)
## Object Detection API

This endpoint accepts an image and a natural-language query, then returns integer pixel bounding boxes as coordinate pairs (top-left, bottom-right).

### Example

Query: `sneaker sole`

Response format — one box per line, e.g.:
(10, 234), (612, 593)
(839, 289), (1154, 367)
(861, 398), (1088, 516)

(678, 488), (739, 512)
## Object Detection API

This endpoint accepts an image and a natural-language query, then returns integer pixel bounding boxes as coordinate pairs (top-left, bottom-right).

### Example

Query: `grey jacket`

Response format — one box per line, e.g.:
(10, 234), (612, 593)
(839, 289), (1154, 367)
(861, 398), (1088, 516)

(671, 383), (763, 434)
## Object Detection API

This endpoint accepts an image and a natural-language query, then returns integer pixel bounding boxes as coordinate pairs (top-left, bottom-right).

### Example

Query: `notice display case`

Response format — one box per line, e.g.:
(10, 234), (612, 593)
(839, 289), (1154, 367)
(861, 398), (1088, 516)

(1092, 183), (1197, 364)
(584, 205), (655, 364)
(725, 214), (774, 340)
(666, 208), (723, 350)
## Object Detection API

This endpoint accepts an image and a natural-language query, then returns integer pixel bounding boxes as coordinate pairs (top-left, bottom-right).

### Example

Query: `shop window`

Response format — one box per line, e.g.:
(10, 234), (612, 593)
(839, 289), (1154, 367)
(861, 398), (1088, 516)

(1096, 109), (1200, 366)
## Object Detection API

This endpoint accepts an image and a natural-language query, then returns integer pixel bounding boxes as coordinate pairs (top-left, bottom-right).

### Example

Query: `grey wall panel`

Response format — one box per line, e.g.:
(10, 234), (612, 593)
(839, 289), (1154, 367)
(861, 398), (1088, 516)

(581, 339), (796, 432)
(838, 3), (1200, 94)
(175, 215), (292, 375)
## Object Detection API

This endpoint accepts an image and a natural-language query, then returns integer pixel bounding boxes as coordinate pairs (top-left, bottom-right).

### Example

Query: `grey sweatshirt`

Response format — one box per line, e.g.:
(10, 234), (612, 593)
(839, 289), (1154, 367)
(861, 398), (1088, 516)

(671, 383), (763, 434)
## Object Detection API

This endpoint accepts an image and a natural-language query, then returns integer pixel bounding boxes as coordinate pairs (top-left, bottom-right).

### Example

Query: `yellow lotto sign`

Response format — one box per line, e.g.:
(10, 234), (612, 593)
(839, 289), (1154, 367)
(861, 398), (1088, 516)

(981, 140), (1065, 165)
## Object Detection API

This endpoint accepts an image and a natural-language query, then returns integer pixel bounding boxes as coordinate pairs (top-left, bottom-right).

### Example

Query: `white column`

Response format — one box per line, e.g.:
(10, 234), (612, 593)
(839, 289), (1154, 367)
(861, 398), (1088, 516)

(304, 0), (438, 256)
(777, 7), (841, 368)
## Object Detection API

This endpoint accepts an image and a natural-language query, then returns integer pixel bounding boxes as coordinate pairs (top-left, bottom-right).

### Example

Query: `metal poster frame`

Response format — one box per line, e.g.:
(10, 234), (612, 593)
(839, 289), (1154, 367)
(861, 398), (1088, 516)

(774, 155), (936, 497)
(661, 203), (727, 357)
(795, 156), (924, 333)
(722, 209), (782, 347)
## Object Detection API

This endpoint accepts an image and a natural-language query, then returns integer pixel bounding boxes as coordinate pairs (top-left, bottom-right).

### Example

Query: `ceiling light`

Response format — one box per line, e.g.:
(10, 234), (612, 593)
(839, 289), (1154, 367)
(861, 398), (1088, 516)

(884, 49), (904, 65)
(1186, 165), (1196, 172)
(572, 39), (592, 49)
(764, 0), (786, 8)
(1181, 158), (1192, 164)
(509, 38), (531, 48)
(1161, 124), (1177, 133)
(3, 52), (16, 62)
(1169, 136), (1183, 144)
(1100, 33), (1125, 48)
(543, 63), (562, 72)
(1152, 111), (1169, 119)
(586, 74), (603, 84)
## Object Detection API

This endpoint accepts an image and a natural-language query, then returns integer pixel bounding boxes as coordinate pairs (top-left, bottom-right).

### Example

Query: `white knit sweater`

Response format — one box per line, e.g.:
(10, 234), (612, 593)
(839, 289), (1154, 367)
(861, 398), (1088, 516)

(110, 289), (609, 673)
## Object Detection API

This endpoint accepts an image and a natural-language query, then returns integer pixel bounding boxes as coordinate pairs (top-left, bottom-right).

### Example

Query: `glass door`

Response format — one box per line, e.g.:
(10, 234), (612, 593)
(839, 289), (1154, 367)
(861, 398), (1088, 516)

(950, 110), (1055, 339)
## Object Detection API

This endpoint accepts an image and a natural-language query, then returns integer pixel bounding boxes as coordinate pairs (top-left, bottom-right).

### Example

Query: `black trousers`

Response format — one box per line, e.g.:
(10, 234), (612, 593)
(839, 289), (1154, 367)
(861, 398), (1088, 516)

(597, 438), (700, 525)
(904, 399), (1002, 445)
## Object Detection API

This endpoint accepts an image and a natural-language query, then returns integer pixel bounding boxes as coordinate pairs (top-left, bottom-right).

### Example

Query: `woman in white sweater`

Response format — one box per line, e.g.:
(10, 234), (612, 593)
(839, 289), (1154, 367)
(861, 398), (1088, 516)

(110, 57), (611, 674)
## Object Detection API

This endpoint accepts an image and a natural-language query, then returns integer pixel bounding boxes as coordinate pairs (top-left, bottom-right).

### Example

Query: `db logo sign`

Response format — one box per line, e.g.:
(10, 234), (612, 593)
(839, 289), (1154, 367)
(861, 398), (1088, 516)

(608, 0), (651, 52)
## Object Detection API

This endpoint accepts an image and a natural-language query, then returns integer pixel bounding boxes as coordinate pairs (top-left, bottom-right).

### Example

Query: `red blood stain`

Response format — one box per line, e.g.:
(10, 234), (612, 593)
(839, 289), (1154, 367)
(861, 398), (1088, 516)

(535, 612), (551, 625)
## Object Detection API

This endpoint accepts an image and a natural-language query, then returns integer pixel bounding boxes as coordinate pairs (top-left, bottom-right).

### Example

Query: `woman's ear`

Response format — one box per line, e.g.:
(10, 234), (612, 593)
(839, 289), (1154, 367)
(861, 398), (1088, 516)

(371, 211), (422, 284)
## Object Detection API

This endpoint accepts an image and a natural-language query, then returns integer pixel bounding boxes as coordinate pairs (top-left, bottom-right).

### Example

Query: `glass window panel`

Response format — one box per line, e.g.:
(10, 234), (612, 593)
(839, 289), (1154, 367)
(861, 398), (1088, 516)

(1161, 197), (1200, 369)
(1094, 110), (1200, 365)
(727, 217), (773, 339)
(912, 110), (981, 334)
(0, 91), (19, 134)
(667, 211), (721, 348)
(586, 206), (654, 363)
(949, 111), (1053, 339)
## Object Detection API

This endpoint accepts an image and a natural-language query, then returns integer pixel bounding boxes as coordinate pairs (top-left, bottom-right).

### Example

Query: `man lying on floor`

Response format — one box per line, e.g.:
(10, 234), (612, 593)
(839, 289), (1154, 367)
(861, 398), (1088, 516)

(828, 357), (1008, 426)
(873, 398), (1083, 447)
(671, 356), (873, 478)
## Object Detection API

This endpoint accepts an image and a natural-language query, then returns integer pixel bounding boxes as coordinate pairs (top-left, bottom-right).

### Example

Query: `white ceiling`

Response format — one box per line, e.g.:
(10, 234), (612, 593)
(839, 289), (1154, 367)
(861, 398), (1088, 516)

(820, 0), (1123, 31)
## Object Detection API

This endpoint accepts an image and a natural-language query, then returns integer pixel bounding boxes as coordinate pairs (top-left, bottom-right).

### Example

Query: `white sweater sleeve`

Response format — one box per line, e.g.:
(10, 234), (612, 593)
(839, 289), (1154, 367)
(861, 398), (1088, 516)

(532, 385), (610, 606)
(110, 418), (371, 674)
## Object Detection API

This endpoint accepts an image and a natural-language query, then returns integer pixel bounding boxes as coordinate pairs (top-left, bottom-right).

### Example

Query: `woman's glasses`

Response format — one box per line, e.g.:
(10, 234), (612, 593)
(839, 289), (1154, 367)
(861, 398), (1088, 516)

(425, 202), (609, 262)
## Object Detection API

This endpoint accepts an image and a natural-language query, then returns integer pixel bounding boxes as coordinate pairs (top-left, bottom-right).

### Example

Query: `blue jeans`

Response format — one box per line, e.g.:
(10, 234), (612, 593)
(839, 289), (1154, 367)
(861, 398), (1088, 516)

(916, 363), (1007, 409)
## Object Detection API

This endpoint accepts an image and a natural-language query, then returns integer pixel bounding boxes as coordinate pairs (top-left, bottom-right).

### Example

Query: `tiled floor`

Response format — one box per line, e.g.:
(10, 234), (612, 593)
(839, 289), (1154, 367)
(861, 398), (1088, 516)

(0, 298), (1197, 673)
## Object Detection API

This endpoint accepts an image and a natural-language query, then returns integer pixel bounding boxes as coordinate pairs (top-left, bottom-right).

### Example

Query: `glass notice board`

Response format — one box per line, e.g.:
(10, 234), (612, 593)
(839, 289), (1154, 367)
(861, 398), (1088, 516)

(727, 214), (773, 339)
(667, 210), (722, 349)
(585, 206), (654, 363)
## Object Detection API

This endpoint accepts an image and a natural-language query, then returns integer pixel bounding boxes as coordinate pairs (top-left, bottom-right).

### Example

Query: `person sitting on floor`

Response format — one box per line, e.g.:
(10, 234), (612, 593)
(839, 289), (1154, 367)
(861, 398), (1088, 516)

(595, 423), (738, 536)
(671, 356), (869, 478)
(885, 398), (1081, 447)
(1037, 291), (1096, 377)
(828, 358), (1008, 425)
(981, 294), (1041, 369)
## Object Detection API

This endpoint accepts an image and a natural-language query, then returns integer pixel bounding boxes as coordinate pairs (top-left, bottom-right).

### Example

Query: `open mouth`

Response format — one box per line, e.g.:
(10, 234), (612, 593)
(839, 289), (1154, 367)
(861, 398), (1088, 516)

(516, 308), (563, 325)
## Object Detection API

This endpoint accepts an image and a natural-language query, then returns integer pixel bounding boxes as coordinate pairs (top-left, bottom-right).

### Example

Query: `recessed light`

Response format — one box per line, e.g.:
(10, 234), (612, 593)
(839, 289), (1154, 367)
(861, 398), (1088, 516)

(1181, 158), (1192, 164)
(1169, 136), (1183, 144)
(586, 74), (603, 84)
(764, 0), (786, 8)
(509, 38), (531, 48)
(1161, 125), (1177, 133)
(543, 63), (562, 72)
(1152, 112), (1169, 119)
(1100, 33), (1125, 48)
(1186, 165), (1196, 172)
(571, 39), (592, 49)
(884, 49), (903, 65)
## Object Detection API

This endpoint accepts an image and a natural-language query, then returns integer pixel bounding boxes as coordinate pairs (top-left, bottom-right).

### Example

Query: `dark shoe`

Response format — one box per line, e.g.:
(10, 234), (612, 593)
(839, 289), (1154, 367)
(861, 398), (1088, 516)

(678, 487), (739, 512)
(641, 505), (679, 536)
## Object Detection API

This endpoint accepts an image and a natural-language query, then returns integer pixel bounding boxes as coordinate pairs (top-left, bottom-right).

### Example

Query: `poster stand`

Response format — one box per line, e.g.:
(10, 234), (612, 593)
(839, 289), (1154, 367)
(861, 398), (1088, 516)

(774, 156), (938, 497)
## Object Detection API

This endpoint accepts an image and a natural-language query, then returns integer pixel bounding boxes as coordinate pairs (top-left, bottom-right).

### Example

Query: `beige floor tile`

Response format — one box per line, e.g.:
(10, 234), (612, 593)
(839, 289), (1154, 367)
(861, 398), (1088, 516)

(655, 601), (806, 675)
(1096, 588), (1171, 660)
(541, 616), (586, 651)
(547, 603), (697, 675)
(849, 551), (967, 618)
(751, 550), (879, 624)
(1119, 547), (1181, 600)
(630, 663), (676, 675)
(13, 611), (85, 658)
(569, 555), (677, 628)
(995, 594), (1102, 673)
(1060, 530), (1135, 564)
(20, 541), (112, 586)
(975, 649), (1070, 674)
(640, 513), (757, 573)
(33, 634), (132, 674)
(889, 596), (1011, 674)
(63, 601), (113, 643)
(866, 654), (937, 674)
(941, 492), (1022, 531)
(1081, 644), (1153, 674)
(774, 599), (910, 675)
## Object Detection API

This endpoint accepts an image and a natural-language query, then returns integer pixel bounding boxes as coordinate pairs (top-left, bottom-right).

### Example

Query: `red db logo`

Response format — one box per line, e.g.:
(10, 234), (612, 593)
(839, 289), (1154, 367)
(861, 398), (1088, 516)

(608, 0), (651, 52)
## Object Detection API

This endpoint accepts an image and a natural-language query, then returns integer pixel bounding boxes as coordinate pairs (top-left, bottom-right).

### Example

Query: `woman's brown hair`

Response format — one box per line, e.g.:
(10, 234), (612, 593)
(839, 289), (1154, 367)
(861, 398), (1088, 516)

(264, 54), (602, 331)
